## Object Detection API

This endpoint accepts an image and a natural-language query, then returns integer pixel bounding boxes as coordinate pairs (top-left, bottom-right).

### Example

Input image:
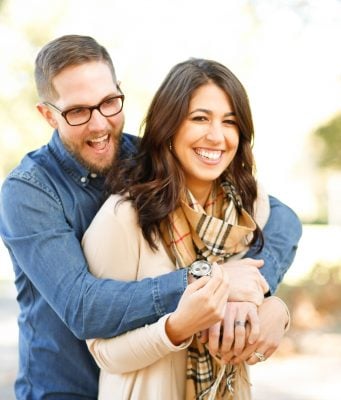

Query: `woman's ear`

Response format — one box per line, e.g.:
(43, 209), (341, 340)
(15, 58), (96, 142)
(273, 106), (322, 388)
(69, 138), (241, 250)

(36, 103), (58, 129)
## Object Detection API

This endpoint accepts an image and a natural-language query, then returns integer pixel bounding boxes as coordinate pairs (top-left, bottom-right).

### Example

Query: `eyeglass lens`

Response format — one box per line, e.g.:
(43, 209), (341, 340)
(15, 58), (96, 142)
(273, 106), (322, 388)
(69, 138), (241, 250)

(65, 96), (123, 126)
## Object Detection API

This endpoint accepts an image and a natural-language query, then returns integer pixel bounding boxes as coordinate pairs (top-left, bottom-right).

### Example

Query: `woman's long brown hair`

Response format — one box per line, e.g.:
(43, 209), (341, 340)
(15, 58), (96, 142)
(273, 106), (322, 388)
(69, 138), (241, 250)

(106, 58), (263, 250)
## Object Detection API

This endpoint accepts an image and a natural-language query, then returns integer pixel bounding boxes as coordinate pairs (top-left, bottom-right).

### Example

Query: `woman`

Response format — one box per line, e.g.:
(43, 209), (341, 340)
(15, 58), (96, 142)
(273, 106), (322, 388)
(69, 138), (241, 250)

(82, 58), (290, 399)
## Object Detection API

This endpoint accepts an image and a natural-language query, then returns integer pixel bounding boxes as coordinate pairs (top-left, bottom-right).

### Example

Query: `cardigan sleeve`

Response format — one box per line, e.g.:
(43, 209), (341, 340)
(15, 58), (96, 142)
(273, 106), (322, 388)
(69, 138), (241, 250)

(82, 195), (191, 374)
(87, 314), (191, 374)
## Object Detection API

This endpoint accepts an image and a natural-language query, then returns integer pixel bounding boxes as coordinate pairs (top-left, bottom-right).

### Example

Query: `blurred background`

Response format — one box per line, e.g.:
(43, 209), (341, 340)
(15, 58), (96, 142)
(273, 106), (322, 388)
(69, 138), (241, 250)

(0, 0), (340, 398)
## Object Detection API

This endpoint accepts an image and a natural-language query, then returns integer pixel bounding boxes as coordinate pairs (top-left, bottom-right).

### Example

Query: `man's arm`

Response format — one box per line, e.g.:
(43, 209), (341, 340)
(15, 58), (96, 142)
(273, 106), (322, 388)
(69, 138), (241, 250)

(0, 176), (186, 340)
(244, 195), (302, 294)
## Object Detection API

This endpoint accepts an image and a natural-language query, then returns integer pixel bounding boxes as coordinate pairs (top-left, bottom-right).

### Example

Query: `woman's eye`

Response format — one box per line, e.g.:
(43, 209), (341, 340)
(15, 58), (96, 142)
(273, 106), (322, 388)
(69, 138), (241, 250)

(224, 119), (237, 125)
(192, 116), (207, 122)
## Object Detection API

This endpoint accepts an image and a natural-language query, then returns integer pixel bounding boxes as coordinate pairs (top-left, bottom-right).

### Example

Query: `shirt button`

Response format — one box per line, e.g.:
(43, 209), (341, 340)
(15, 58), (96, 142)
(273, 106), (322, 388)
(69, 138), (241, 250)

(80, 177), (87, 183)
(90, 173), (97, 178)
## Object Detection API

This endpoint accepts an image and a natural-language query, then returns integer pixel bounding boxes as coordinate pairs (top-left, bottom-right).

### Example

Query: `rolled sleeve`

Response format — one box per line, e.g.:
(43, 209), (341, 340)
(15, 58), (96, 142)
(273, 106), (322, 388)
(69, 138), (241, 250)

(152, 269), (187, 316)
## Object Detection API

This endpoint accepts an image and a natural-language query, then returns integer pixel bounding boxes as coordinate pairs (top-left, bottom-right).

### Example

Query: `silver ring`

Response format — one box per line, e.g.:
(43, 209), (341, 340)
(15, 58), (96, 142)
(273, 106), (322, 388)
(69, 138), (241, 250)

(254, 351), (266, 362)
(234, 320), (246, 328)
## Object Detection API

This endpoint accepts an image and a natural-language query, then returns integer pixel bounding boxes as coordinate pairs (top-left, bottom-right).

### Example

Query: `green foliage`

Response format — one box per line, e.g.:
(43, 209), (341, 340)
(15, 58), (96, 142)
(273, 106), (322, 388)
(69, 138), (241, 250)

(313, 113), (341, 170)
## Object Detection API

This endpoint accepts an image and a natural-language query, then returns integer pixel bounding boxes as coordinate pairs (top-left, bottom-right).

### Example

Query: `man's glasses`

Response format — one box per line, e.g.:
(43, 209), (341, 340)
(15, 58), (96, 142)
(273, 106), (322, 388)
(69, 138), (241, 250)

(43, 95), (125, 126)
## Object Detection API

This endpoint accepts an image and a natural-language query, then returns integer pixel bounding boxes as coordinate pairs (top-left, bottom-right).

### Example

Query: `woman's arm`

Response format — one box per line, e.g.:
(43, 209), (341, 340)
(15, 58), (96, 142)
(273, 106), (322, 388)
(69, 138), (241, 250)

(88, 265), (230, 374)
(87, 314), (191, 374)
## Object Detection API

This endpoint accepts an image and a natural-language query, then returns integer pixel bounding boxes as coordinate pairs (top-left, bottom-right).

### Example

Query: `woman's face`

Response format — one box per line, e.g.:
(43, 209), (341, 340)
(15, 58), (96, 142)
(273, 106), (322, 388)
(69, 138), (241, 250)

(173, 82), (239, 202)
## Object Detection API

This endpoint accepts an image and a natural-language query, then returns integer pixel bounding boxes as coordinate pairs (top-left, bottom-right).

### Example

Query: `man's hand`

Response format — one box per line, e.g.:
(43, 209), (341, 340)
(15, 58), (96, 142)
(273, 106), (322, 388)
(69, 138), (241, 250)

(223, 258), (269, 305)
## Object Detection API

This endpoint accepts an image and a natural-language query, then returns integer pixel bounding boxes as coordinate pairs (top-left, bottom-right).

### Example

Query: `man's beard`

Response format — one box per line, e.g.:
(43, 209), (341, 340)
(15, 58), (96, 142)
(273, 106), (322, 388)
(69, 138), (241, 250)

(76, 155), (114, 176)
(66, 132), (122, 176)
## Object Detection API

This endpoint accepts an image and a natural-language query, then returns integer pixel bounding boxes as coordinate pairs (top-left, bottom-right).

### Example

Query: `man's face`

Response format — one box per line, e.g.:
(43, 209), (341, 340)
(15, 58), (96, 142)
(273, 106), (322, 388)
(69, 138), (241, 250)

(40, 61), (124, 174)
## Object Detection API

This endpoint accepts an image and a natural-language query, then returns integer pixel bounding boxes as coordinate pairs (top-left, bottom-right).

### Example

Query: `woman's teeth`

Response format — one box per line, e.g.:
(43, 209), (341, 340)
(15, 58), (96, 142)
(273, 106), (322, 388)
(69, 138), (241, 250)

(195, 149), (222, 160)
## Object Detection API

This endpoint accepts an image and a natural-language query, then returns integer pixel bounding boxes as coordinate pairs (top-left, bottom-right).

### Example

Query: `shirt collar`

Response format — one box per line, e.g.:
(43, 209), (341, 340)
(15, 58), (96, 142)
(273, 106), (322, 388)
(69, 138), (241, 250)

(48, 130), (103, 186)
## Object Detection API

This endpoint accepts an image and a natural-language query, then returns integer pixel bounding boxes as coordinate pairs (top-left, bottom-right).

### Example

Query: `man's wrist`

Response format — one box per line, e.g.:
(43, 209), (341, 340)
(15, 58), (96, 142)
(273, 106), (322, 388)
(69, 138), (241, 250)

(187, 272), (196, 284)
(264, 296), (291, 332)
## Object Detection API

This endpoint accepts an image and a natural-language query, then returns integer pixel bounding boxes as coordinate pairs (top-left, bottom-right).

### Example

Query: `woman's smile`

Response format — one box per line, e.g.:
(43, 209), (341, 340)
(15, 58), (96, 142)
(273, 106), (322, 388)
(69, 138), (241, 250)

(194, 147), (224, 163)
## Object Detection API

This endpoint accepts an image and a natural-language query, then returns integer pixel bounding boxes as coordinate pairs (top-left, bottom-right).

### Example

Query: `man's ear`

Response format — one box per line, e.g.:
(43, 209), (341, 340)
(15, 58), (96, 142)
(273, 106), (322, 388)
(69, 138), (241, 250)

(36, 103), (58, 129)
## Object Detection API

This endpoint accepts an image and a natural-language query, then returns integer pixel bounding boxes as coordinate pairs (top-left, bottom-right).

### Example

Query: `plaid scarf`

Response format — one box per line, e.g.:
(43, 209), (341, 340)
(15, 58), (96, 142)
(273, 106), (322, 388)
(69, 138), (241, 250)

(160, 180), (255, 399)
(161, 181), (256, 268)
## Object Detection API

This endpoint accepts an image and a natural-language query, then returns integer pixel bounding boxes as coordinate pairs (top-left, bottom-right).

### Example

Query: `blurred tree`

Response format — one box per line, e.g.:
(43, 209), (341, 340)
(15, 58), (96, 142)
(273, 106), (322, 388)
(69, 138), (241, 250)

(313, 112), (341, 170)
(0, 0), (68, 178)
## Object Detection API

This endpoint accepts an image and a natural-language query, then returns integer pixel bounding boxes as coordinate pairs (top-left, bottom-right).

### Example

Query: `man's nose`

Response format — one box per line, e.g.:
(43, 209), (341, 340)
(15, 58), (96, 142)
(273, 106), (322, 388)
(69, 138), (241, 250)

(87, 109), (108, 130)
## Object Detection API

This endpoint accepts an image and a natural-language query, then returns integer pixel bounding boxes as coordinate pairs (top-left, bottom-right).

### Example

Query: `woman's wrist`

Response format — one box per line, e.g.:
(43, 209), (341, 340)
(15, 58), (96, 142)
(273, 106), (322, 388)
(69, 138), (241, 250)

(165, 313), (191, 345)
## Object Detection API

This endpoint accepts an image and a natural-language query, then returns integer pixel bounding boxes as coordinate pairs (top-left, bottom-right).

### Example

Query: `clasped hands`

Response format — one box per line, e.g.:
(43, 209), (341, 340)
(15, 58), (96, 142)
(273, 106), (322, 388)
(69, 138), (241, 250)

(166, 259), (289, 366)
(199, 259), (289, 365)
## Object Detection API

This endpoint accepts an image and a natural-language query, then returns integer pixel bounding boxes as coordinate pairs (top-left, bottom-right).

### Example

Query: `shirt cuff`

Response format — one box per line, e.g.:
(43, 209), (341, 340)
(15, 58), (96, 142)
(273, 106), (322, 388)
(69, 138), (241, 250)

(152, 269), (187, 316)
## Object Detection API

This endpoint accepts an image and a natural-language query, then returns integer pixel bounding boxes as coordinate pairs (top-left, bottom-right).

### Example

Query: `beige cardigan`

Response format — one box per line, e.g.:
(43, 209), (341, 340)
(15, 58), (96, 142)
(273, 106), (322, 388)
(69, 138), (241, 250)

(82, 187), (270, 400)
(82, 196), (191, 400)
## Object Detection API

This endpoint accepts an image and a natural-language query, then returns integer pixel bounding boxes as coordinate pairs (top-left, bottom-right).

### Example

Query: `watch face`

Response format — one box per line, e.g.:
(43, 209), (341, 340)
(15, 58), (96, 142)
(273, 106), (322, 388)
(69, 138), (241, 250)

(190, 260), (212, 277)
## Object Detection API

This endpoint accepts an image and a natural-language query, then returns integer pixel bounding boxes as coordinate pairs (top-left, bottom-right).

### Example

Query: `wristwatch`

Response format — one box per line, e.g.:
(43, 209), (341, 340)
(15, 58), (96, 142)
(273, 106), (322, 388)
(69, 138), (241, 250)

(188, 260), (212, 279)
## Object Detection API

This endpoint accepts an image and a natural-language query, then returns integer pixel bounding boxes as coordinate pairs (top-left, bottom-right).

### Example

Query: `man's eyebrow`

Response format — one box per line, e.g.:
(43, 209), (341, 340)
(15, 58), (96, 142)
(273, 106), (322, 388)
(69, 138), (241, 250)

(63, 93), (120, 109)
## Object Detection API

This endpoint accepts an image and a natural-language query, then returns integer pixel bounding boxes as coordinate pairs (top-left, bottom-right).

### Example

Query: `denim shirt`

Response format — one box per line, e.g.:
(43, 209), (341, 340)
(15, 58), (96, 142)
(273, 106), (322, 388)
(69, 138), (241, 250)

(0, 130), (302, 399)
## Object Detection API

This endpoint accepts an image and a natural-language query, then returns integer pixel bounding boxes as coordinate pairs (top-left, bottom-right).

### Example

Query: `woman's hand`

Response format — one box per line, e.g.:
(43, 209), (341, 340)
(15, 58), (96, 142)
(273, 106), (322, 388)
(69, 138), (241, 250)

(199, 301), (260, 363)
(229, 296), (290, 365)
(220, 301), (259, 361)
(165, 264), (229, 345)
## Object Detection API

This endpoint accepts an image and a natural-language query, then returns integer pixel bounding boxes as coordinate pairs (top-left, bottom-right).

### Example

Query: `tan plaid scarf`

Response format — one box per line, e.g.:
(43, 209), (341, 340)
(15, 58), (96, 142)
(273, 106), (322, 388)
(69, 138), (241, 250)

(160, 180), (255, 399)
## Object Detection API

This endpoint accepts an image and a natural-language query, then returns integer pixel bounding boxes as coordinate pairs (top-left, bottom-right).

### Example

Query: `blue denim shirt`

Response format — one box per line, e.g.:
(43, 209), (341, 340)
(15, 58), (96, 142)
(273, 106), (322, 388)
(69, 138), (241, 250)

(0, 130), (302, 399)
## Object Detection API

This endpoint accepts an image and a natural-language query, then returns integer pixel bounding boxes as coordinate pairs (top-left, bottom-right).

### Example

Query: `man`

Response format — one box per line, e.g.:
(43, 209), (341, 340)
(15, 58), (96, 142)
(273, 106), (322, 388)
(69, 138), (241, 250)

(0, 35), (302, 399)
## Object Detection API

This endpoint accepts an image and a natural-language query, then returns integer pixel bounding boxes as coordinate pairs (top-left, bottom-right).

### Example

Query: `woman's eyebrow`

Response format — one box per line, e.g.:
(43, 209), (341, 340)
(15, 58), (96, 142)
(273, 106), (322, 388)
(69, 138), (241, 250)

(189, 109), (236, 116)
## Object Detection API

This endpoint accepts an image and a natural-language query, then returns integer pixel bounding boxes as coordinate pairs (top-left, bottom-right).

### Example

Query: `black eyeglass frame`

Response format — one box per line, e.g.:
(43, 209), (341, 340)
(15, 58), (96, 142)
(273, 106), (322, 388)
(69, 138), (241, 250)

(43, 94), (125, 126)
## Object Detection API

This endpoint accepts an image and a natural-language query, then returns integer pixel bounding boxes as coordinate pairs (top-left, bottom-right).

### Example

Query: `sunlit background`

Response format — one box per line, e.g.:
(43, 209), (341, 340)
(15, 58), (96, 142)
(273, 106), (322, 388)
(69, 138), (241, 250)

(1, 0), (341, 399)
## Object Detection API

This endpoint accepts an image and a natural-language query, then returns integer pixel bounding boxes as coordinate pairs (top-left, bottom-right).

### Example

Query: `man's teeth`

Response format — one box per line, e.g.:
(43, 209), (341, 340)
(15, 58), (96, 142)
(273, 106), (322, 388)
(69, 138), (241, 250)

(90, 135), (108, 143)
(195, 149), (221, 160)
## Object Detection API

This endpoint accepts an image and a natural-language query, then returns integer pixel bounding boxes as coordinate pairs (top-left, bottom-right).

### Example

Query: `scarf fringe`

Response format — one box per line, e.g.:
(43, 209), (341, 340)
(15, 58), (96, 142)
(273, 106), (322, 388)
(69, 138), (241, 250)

(196, 363), (251, 400)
